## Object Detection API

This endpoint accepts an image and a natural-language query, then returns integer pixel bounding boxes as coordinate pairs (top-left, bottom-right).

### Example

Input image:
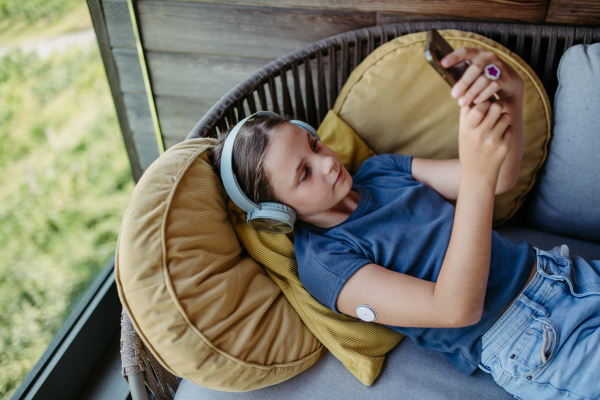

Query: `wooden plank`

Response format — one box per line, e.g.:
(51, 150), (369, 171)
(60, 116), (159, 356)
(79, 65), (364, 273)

(123, 93), (220, 141)
(123, 93), (153, 133)
(377, 12), (489, 25)
(112, 48), (146, 93)
(133, 132), (161, 170)
(87, 0), (142, 182)
(546, 0), (600, 25)
(101, 1), (374, 58)
(150, 0), (549, 23)
(114, 49), (273, 98)
(156, 96), (220, 140)
(102, 0), (136, 49)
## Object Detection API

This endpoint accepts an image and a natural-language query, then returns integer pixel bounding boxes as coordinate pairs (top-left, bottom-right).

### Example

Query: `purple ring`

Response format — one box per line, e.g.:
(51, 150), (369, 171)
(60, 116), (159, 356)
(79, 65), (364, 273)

(484, 64), (501, 81)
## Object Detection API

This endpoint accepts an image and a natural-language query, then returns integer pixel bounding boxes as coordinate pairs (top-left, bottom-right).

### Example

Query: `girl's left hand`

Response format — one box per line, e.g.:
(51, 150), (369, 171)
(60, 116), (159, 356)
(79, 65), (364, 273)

(441, 47), (524, 107)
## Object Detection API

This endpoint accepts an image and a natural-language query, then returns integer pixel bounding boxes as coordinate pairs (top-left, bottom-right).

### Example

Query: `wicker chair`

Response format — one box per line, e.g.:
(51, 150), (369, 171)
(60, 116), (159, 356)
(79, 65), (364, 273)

(120, 21), (600, 400)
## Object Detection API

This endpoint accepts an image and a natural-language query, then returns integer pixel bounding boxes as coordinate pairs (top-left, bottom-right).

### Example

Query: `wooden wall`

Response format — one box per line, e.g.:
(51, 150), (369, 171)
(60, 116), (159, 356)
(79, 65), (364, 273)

(89, 0), (600, 180)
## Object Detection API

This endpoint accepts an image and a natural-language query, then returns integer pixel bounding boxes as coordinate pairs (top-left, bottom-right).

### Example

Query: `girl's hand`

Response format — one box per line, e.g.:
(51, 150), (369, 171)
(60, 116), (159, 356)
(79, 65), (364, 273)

(441, 47), (524, 107)
(459, 100), (513, 187)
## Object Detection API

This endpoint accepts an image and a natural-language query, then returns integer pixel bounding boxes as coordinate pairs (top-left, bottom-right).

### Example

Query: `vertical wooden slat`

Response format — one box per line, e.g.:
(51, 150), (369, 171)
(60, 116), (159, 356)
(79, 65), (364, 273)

(247, 91), (257, 114)
(280, 68), (295, 117)
(542, 25), (557, 91)
(328, 43), (338, 110)
(219, 120), (228, 136)
(514, 24), (525, 58)
(258, 83), (269, 111)
(126, 0), (165, 155)
(268, 75), (281, 114)
(367, 30), (375, 55)
(236, 101), (246, 120)
(304, 56), (318, 128)
(527, 24), (542, 73)
(594, 28), (600, 42)
(292, 62), (306, 121)
(563, 27), (575, 53)
(381, 24), (389, 43)
(353, 34), (362, 69)
(87, 0), (142, 182)
(340, 40), (350, 87)
(316, 51), (328, 124)
(583, 27), (593, 44)
(227, 107), (237, 128)
(499, 24), (509, 47)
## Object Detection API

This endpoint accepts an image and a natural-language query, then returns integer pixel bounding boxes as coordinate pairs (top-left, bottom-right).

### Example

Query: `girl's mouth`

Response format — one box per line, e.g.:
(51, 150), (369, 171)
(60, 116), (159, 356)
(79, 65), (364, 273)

(335, 168), (343, 185)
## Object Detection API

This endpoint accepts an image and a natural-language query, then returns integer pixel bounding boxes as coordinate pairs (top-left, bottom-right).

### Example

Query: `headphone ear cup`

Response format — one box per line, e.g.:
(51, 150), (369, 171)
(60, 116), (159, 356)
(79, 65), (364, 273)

(290, 120), (320, 140)
(247, 202), (296, 234)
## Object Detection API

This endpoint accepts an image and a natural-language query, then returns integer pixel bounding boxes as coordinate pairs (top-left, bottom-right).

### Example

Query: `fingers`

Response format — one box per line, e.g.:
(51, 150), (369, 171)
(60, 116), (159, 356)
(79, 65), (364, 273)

(473, 80), (500, 105)
(457, 75), (489, 107)
(462, 101), (492, 127)
(441, 47), (481, 68)
(491, 112), (512, 138)
(462, 101), (509, 133)
(445, 47), (504, 106)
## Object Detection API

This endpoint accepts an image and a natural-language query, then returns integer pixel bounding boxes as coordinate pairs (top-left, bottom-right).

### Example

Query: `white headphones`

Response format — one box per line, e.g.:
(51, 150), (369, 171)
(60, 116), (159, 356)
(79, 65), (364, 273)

(220, 111), (320, 234)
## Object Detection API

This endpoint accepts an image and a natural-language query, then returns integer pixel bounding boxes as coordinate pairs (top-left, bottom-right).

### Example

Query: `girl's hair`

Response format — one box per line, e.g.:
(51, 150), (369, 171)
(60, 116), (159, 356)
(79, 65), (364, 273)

(210, 114), (290, 204)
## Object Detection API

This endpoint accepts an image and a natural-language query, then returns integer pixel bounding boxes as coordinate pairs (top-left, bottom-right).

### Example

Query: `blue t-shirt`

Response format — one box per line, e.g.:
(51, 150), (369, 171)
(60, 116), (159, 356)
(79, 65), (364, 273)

(294, 154), (535, 374)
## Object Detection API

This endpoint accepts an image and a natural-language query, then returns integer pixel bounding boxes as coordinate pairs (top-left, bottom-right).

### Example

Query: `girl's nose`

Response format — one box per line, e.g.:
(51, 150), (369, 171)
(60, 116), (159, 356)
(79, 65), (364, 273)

(321, 155), (335, 175)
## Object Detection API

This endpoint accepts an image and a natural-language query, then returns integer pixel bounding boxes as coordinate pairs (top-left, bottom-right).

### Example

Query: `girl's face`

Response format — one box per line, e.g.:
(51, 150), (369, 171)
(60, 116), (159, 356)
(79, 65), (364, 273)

(263, 123), (352, 221)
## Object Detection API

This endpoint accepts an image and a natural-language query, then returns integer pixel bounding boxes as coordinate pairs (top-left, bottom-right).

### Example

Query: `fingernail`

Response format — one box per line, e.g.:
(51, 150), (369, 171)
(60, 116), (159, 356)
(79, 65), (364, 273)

(441, 57), (448, 66)
(458, 97), (467, 107)
(451, 88), (460, 98)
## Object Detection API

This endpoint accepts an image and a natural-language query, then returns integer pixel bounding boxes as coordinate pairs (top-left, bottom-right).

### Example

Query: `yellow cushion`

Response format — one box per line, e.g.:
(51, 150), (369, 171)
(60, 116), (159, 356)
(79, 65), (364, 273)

(228, 113), (402, 387)
(333, 30), (551, 224)
(115, 138), (325, 392)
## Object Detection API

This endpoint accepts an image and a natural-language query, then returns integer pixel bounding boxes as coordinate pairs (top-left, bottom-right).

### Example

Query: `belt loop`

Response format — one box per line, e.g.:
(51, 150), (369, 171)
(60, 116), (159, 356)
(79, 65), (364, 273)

(518, 293), (549, 317)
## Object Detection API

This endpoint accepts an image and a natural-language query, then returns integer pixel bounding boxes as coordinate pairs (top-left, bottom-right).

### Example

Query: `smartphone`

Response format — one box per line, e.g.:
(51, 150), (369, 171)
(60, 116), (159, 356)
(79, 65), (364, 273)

(425, 29), (496, 103)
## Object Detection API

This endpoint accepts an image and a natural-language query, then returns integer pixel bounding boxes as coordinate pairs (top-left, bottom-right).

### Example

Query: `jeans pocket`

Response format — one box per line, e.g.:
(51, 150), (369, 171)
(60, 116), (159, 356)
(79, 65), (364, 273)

(512, 319), (557, 372)
(513, 328), (544, 369)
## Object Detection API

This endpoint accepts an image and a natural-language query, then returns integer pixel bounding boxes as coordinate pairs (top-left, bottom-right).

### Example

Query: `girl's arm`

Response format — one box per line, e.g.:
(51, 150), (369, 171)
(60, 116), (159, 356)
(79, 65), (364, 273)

(411, 48), (525, 200)
(337, 100), (514, 328)
(337, 67), (517, 327)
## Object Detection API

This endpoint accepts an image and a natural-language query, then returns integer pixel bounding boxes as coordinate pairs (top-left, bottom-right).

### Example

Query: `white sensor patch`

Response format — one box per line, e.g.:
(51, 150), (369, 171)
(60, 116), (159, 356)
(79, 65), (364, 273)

(356, 305), (377, 322)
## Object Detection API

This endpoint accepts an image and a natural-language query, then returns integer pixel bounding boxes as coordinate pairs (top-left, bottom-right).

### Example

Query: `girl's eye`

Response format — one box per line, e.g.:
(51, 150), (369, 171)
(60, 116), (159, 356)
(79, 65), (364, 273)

(300, 167), (309, 182)
(311, 138), (319, 152)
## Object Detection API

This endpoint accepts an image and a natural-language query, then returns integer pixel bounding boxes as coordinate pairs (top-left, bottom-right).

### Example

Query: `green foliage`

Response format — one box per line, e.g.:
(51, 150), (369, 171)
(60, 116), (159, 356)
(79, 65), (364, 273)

(0, 0), (81, 23)
(0, 46), (134, 398)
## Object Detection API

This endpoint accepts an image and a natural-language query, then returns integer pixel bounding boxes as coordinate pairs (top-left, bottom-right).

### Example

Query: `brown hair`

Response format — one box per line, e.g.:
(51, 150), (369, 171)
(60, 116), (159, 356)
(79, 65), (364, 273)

(210, 115), (290, 204)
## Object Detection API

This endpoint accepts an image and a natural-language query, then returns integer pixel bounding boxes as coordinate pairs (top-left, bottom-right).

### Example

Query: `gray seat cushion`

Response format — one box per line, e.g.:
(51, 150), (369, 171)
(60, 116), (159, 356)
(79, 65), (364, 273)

(527, 43), (600, 241)
(175, 338), (511, 400)
(174, 227), (600, 399)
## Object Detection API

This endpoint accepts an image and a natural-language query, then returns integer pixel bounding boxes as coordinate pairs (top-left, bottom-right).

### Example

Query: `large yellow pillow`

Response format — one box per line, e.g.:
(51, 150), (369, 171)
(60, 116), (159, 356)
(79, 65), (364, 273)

(115, 138), (325, 392)
(334, 30), (551, 224)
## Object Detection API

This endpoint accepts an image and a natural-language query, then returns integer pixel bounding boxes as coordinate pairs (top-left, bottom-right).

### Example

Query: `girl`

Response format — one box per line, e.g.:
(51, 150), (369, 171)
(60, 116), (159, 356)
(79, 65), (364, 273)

(211, 47), (600, 400)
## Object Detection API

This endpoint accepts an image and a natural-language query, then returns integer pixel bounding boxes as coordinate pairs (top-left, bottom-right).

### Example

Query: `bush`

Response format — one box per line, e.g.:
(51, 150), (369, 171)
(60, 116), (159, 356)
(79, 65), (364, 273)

(0, 46), (133, 398)
(0, 0), (81, 23)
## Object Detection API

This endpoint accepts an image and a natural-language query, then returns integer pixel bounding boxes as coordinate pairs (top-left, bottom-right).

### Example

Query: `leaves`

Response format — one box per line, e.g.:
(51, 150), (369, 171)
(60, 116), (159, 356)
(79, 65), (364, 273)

(0, 45), (133, 398)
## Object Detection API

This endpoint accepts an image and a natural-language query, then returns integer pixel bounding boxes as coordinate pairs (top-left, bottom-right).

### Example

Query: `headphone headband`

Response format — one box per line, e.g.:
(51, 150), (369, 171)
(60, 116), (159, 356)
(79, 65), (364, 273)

(220, 111), (278, 213)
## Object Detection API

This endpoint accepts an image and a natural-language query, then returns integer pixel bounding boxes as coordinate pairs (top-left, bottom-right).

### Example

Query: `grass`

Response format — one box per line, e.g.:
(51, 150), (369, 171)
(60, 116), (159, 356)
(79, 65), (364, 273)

(0, 2), (134, 397)
(0, 0), (91, 47)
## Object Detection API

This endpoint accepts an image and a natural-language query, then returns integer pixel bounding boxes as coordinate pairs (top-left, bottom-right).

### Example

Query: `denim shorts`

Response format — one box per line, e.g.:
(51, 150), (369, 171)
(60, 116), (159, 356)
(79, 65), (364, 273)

(479, 246), (600, 400)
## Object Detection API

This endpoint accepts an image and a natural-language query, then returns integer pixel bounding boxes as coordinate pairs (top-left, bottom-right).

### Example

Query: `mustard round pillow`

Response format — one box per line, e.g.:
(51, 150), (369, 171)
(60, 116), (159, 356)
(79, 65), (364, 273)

(115, 138), (324, 391)
(333, 30), (552, 224)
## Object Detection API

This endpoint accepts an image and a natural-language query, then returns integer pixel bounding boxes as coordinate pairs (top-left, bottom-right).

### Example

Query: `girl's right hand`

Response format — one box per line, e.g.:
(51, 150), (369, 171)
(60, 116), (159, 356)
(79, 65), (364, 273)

(459, 100), (513, 188)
